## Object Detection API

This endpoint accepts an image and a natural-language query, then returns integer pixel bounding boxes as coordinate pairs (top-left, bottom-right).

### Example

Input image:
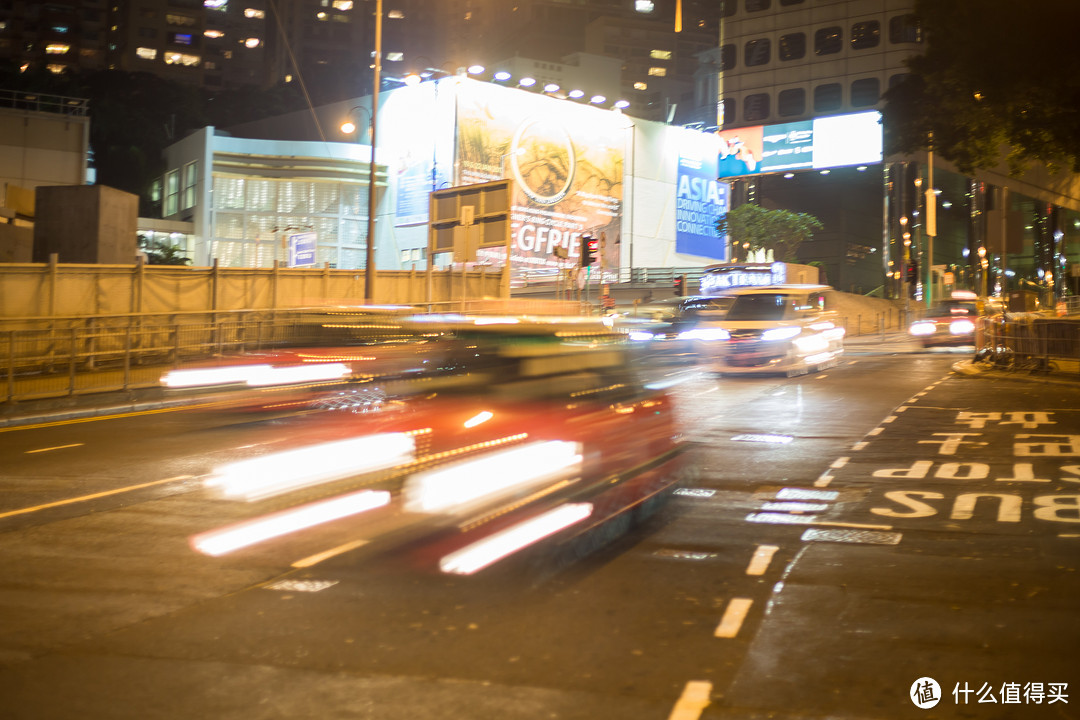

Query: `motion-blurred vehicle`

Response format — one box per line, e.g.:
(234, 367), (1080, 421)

(694, 285), (845, 376)
(908, 291), (980, 347)
(188, 316), (689, 576)
(611, 295), (735, 361)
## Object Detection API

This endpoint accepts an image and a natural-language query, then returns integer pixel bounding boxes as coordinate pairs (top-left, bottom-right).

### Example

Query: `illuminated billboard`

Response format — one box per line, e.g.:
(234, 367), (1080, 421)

(453, 79), (625, 279)
(716, 110), (883, 179)
(676, 129), (729, 261)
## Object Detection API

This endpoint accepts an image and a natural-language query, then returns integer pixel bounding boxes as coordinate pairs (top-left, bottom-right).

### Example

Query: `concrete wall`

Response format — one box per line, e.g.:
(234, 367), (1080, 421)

(0, 108), (89, 191)
(33, 185), (139, 264)
(0, 222), (32, 262)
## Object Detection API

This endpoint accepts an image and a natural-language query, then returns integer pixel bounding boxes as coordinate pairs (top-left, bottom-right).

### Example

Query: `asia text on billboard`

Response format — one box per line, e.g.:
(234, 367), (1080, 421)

(716, 111), (882, 179)
(676, 129), (729, 261)
(453, 79), (624, 280)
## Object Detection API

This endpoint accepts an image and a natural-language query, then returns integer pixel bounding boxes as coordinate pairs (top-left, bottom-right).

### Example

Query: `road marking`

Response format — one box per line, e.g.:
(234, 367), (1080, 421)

(292, 538), (370, 568)
(867, 427), (883, 436)
(815, 374), (828, 379)
(896, 406), (909, 412)
(883, 415), (897, 423)
(745, 545), (779, 575)
(0, 475), (194, 520)
(777, 488), (838, 501)
(1060, 534), (1080, 539)
(264, 579), (338, 593)
(746, 513), (892, 530)
(0, 403), (223, 433)
(760, 501), (828, 513)
(667, 681), (712, 720)
(802, 528), (902, 545)
(852, 441), (869, 451)
(714, 597), (753, 638)
(813, 473), (834, 488)
(25, 443), (84, 454)
(830, 457), (850, 469)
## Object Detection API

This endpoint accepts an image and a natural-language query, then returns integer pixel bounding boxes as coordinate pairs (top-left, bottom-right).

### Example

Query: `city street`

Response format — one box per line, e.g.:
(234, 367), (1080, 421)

(0, 346), (1076, 720)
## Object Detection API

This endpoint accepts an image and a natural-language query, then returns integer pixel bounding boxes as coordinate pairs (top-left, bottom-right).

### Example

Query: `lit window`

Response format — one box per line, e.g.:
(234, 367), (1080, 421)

(244, 8), (265, 18)
(649, 49), (672, 60)
(136, 47), (157, 60)
(635, 0), (655, 11)
(204, 29), (224, 38)
(166, 14), (196, 26)
(386, 52), (403, 61)
(164, 52), (200, 66)
(316, 11), (327, 20)
(243, 37), (260, 48)
(164, 170), (179, 216)
(182, 161), (198, 210)
(634, 81), (647, 91)
(284, 73), (292, 82)
(45, 44), (70, 55)
(204, 0), (227, 8)
(332, 0), (353, 9)
(331, 13), (349, 22)
(223, 50), (232, 59)
(388, 9), (404, 18)
(647, 66), (666, 77)
(172, 33), (193, 45)
(46, 64), (67, 74)
(0, 21), (7, 31)
(51, 25), (69, 34)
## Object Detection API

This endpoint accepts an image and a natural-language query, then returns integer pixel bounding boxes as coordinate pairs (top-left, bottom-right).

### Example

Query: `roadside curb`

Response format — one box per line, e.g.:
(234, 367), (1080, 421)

(0, 393), (227, 430)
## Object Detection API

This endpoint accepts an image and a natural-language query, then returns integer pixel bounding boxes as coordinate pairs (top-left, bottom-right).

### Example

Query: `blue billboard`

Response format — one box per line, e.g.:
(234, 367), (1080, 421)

(676, 133), (729, 261)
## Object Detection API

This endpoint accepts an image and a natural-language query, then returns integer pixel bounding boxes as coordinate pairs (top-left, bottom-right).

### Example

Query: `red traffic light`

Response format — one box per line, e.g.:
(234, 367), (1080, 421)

(581, 235), (598, 267)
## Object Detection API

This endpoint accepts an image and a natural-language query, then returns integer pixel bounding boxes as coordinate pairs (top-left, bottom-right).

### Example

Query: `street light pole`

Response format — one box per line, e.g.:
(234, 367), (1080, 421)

(364, 0), (382, 302)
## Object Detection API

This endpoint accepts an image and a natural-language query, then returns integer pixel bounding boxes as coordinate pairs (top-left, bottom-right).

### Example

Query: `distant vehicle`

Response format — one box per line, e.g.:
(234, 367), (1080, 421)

(609, 296), (735, 361)
(908, 291), (980, 347)
(693, 285), (845, 376)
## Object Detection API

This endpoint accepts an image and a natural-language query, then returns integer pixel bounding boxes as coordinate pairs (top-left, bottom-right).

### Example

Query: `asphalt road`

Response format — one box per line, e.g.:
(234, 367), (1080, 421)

(0, 346), (1077, 720)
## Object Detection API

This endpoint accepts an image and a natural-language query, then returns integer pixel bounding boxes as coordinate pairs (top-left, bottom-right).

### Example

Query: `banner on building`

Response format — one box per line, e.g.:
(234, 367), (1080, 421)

(676, 129), (729, 260)
(453, 79), (624, 281)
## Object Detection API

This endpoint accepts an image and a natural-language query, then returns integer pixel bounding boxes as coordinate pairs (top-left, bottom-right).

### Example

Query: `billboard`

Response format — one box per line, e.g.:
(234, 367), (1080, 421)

(453, 79), (625, 280)
(380, 79), (456, 227)
(676, 129), (729, 261)
(716, 110), (883, 179)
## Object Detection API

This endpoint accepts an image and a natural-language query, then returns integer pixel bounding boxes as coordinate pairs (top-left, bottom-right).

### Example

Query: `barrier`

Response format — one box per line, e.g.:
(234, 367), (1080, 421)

(976, 316), (1080, 375)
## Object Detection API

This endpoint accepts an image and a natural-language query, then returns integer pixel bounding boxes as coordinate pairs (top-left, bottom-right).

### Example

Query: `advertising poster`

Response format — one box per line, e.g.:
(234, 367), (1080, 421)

(716, 125), (764, 178)
(676, 130), (729, 260)
(381, 80), (456, 227)
(760, 120), (814, 172)
(453, 79), (624, 281)
(717, 111), (883, 179)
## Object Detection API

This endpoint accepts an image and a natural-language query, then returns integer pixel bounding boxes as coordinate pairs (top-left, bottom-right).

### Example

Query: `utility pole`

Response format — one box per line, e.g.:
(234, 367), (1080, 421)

(364, 0), (382, 301)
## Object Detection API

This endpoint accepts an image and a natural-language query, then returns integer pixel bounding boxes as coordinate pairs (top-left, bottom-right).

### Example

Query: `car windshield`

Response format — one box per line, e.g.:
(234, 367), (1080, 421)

(681, 297), (735, 321)
(725, 293), (793, 321)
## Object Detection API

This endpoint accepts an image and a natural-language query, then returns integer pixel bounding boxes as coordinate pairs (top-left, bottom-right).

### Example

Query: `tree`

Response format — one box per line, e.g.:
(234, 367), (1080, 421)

(882, 0), (1080, 174)
(141, 240), (192, 265)
(717, 204), (823, 263)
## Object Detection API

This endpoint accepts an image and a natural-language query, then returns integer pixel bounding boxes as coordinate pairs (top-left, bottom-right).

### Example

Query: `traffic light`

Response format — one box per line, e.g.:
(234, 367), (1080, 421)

(674, 274), (685, 296)
(906, 262), (918, 286)
(581, 234), (598, 267)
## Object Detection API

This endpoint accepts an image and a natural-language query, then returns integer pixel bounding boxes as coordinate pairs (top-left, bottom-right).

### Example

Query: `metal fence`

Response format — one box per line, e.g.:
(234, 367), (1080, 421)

(976, 316), (1080, 375)
(1, 300), (592, 404)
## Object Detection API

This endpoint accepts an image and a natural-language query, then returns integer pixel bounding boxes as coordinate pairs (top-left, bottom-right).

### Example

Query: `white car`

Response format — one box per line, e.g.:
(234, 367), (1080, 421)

(693, 285), (846, 376)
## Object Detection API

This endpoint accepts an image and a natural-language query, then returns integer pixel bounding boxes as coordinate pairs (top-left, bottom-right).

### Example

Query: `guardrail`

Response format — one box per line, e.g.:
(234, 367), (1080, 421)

(976, 315), (1080, 375)
(1, 301), (593, 404)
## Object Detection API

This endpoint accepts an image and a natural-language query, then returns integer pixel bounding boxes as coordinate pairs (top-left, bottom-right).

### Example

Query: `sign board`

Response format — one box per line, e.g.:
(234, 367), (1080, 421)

(287, 232), (317, 267)
(700, 262), (788, 294)
(429, 178), (512, 260)
(717, 111), (883, 179)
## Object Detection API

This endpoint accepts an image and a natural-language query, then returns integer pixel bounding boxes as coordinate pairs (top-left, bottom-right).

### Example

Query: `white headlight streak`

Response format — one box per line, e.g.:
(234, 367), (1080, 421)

(438, 502), (593, 575)
(207, 433), (415, 501)
(403, 440), (582, 514)
(190, 489), (391, 556)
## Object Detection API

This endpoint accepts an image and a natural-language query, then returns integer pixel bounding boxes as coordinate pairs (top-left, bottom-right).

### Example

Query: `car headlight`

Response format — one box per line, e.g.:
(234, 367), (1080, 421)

(909, 321), (937, 336)
(628, 330), (655, 342)
(760, 326), (802, 342)
(949, 319), (975, 335)
(678, 327), (730, 341)
(793, 333), (829, 353)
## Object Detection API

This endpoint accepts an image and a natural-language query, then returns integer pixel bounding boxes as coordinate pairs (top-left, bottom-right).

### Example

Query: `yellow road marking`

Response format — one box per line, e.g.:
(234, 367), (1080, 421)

(292, 538), (370, 568)
(25, 443), (84, 454)
(0, 475), (194, 520)
(0, 401), (228, 433)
